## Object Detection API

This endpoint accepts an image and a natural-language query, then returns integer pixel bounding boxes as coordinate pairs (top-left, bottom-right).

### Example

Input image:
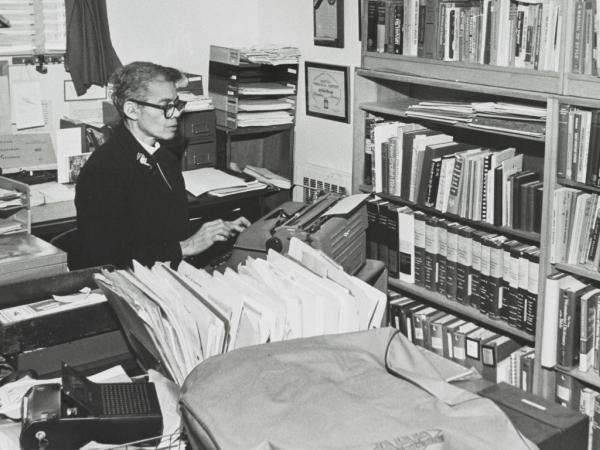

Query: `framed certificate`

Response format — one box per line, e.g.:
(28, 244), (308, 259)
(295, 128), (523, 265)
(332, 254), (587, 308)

(305, 62), (349, 123)
(313, 0), (344, 48)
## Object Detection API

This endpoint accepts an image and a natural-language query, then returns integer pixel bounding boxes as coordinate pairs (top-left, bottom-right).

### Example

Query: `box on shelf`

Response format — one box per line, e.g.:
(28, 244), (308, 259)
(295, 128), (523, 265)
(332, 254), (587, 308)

(480, 382), (588, 450)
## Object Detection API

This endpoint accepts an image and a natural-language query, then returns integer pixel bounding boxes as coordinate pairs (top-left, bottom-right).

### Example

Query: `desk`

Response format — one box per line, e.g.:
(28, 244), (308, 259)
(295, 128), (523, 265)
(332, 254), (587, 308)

(31, 186), (282, 242)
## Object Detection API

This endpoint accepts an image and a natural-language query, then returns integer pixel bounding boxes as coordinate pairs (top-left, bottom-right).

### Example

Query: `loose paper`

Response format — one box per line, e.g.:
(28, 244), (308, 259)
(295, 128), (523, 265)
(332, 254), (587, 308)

(13, 80), (44, 130)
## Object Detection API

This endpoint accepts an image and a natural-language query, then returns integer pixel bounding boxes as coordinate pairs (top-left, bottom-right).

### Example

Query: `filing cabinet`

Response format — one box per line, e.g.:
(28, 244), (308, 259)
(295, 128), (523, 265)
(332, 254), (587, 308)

(179, 109), (217, 171)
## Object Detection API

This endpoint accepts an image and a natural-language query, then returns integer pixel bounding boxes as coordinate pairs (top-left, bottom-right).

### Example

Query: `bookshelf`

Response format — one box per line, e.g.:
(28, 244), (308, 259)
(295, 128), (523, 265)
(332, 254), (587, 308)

(353, 0), (600, 404)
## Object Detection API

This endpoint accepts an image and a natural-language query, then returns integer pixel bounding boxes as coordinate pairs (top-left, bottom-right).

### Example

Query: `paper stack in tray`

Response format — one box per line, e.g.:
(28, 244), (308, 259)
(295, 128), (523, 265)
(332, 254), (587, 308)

(95, 238), (386, 385)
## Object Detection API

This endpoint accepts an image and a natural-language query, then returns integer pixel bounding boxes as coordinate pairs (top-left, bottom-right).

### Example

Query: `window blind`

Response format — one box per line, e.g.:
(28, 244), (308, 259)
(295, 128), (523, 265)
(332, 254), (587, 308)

(0, 0), (65, 56)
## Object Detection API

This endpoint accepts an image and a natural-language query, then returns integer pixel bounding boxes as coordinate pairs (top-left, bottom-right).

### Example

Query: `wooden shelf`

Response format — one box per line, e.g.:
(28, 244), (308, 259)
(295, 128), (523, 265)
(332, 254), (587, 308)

(373, 191), (541, 244)
(359, 58), (560, 99)
(563, 74), (600, 101)
(360, 101), (546, 142)
(555, 365), (600, 390)
(557, 178), (600, 194)
(388, 278), (535, 343)
(554, 263), (600, 283)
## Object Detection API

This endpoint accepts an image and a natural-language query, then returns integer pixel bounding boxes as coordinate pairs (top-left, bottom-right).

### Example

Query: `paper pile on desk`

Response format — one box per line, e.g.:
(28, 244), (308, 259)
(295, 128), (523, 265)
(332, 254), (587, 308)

(95, 238), (386, 385)
(182, 167), (266, 197)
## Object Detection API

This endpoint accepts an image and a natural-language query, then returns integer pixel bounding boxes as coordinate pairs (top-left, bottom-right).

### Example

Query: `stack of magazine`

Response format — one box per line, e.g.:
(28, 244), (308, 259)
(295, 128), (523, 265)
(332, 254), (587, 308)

(95, 238), (386, 385)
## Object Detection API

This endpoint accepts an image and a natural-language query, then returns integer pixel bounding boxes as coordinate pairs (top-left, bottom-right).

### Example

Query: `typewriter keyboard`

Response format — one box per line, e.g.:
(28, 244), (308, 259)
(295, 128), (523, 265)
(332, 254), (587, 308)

(100, 383), (153, 416)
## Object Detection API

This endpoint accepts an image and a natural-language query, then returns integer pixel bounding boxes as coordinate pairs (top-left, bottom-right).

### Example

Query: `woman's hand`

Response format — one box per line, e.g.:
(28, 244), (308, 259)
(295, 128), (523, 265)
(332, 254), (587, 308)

(179, 217), (250, 257)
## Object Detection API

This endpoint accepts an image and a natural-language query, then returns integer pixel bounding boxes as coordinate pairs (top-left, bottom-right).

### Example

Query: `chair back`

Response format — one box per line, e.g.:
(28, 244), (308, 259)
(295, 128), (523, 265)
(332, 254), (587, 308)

(50, 228), (82, 270)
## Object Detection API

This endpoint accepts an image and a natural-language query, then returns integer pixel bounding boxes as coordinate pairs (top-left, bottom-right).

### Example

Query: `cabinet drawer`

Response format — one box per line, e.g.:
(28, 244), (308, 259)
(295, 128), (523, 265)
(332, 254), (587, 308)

(179, 110), (216, 140)
(182, 140), (217, 170)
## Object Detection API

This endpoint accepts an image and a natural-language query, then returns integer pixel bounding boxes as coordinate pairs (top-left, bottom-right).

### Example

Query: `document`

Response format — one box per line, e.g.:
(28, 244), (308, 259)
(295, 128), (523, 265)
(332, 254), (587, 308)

(322, 193), (370, 217)
(56, 127), (83, 183)
(12, 80), (44, 130)
(182, 167), (256, 197)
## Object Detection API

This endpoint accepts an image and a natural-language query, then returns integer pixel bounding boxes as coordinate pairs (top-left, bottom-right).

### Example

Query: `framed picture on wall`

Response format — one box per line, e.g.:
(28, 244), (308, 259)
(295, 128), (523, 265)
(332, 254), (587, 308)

(305, 62), (349, 123)
(313, 0), (344, 48)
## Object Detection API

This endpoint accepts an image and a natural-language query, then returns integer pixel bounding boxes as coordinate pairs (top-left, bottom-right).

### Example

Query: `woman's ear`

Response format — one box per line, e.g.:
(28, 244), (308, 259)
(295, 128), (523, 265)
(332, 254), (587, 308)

(123, 100), (139, 120)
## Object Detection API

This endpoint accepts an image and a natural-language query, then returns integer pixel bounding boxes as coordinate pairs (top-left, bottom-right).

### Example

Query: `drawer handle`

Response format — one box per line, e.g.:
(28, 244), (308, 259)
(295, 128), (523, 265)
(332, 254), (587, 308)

(191, 123), (209, 134)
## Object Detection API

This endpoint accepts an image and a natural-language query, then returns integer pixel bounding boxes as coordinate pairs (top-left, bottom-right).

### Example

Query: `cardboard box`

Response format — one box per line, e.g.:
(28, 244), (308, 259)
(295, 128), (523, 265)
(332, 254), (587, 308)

(480, 382), (588, 450)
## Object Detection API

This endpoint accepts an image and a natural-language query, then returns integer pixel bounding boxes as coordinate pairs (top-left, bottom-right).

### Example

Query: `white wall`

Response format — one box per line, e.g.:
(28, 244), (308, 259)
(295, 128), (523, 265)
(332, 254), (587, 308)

(106, 0), (360, 182)
(106, 0), (261, 76)
(257, 0), (361, 176)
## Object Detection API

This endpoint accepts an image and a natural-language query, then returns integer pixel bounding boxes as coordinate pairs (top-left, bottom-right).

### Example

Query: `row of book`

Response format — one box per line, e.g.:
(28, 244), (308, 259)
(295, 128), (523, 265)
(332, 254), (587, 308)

(366, 115), (544, 232)
(549, 189), (600, 269)
(554, 371), (600, 448)
(388, 291), (534, 390)
(557, 106), (600, 187)
(572, 0), (599, 76)
(542, 274), (600, 374)
(365, 0), (562, 71)
(368, 200), (540, 334)
(405, 100), (547, 138)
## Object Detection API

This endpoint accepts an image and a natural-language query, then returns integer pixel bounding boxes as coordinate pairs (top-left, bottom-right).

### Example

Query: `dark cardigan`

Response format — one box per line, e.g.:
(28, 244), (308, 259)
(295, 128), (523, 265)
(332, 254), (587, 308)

(75, 122), (190, 269)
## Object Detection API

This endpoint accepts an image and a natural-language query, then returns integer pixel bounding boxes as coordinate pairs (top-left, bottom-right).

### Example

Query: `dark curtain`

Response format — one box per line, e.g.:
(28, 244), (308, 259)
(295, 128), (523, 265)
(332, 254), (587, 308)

(64, 0), (122, 96)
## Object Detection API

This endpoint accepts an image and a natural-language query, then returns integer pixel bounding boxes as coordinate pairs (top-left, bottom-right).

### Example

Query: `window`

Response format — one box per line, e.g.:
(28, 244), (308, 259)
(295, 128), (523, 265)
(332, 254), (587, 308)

(0, 0), (66, 56)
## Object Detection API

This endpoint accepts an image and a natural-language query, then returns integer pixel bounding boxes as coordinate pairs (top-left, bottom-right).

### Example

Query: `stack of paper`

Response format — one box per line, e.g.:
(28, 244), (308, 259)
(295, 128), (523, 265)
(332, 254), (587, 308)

(237, 82), (296, 96)
(95, 238), (386, 385)
(181, 167), (267, 197)
(242, 165), (291, 189)
(241, 46), (301, 65)
(180, 92), (215, 112)
(235, 111), (294, 127)
(238, 98), (294, 112)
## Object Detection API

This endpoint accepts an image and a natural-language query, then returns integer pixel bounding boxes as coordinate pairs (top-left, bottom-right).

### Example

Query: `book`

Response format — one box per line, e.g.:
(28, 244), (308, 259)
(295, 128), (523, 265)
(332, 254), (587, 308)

(413, 211), (427, 287)
(429, 313), (457, 356)
(557, 277), (592, 369)
(579, 287), (600, 372)
(436, 219), (449, 297)
(388, 295), (415, 332)
(556, 372), (583, 410)
(500, 240), (521, 323)
(397, 206), (416, 283)
(481, 335), (522, 383)
(412, 306), (437, 347)
(484, 147), (516, 224)
(523, 247), (540, 335)
(451, 322), (479, 365)
(455, 225), (474, 304)
(470, 230), (492, 311)
(446, 146), (483, 215)
(384, 203), (401, 278)
(540, 272), (569, 368)
(484, 235), (507, 320)
(465, 328), (496, 374)
(443, 318), (466, 359)
(423, 216), (439, 291)
(445, 221), (460, 300)
(520, 348), (535, 393)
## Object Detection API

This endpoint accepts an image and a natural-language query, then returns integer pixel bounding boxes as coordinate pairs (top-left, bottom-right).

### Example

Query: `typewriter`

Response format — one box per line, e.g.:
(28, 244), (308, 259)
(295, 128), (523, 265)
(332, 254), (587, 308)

(20, 363), (163, 450)
(227, 192), (368, 275)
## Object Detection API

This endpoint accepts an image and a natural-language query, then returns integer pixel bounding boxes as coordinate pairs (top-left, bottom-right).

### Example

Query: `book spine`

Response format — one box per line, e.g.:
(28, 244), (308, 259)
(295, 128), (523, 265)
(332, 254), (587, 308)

(446, 154), (464, 215)
(471, 233), (485, 311)
(525, 250), (540, 334)
(557, 287), (582, 369)
(430, 320), (445, 356)
(437, 220), (448, 297)
(580, 293), (596, 372)
(366, 200), (380, 260)
(445, 223), (459, 300)
(572, 0), (585, 74)
(414, 213), (427, 286)
(455, 226), (473, 304)
(386, 205), (400, 278)
(423, 217), (439, 291)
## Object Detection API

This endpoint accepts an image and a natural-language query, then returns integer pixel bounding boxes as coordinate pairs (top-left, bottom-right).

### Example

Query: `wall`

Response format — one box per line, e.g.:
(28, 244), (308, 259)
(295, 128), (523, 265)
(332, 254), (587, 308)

(106, 0), (260, 78)
(106, 0), (360, 186)
(256, 0), (361, 179)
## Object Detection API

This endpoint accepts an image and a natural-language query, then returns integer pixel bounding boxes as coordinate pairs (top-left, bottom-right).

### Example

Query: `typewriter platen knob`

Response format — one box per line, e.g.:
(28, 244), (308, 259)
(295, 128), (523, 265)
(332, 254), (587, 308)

(266, 237), (283, 253)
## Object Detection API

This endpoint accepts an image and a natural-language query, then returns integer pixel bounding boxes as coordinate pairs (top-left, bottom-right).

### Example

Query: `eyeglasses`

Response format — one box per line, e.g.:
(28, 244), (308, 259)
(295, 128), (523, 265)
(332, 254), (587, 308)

(129, 97), (187, 118)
